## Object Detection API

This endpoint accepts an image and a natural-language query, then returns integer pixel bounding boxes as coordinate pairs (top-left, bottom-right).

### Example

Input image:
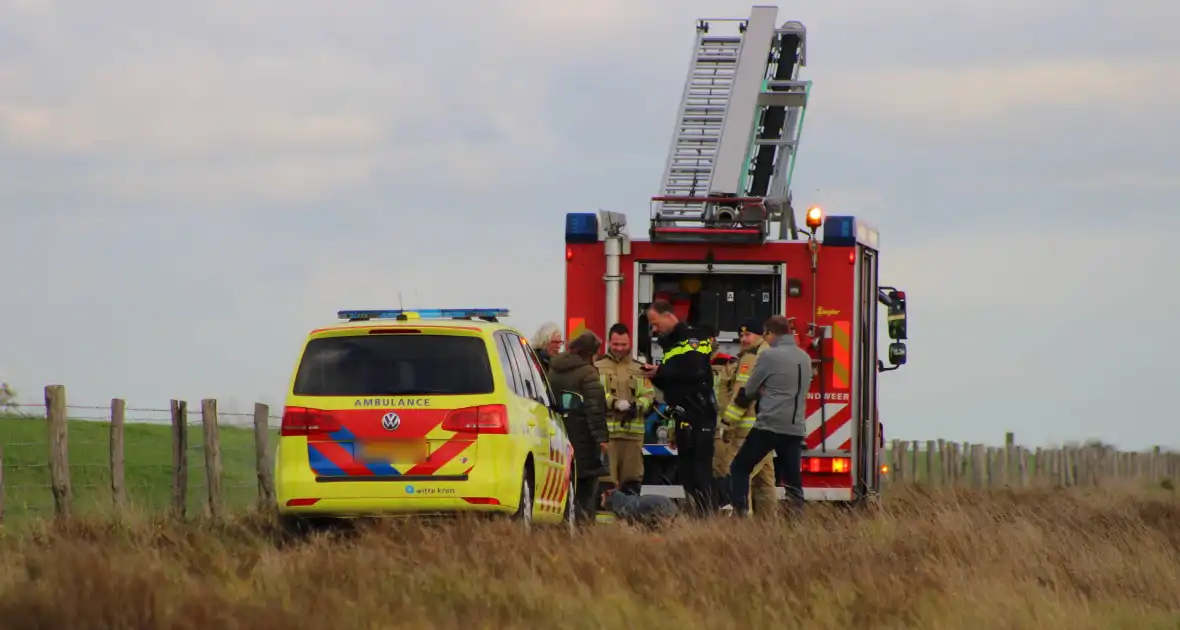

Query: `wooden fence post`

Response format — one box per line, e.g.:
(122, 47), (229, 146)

(910, 440), (919, 484)
(201, 399), (223, 519)
(1004, 432), (1015, 487)
(950, 442), (961, 485)
(45, 385), (72, 519)
(970, 444), (985, 489)
(254, 403), (275, 510)
(1151, 446), (1162, 483)
(1018, 446), (1029, 488)
(0, 440), (5, 524)
(170, 400), (188, 519)
(893, 440), (906, 483)
(925, 440), (936, 487)
(109, 398), (126, 511)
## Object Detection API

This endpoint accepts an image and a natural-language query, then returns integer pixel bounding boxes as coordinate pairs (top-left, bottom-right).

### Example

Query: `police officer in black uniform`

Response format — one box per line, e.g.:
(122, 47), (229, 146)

(641, 299), (717, 516)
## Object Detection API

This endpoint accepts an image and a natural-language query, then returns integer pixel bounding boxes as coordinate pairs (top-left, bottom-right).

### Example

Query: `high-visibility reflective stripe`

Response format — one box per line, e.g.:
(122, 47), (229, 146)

(735, 373), (749, 383)
(634, 376), (653, 412)
(723, 404), (744, 422)
(738, 416), (757, 429)
(831, 321), (850, 388)
(663, 340), (711, 361)
(599, 374), (615, 404)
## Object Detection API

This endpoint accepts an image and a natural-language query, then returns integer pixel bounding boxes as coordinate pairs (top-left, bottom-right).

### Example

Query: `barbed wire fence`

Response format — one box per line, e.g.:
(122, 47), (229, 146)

(0, 385), (281, 522)
(2, 385), (1178, 523)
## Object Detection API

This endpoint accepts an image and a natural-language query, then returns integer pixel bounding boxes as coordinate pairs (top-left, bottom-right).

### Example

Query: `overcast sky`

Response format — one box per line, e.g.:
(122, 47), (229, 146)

(2, 0), (1176, 448)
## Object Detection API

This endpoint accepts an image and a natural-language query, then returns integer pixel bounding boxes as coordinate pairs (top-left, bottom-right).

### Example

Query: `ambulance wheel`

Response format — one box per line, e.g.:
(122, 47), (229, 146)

(277, 514), (330, 537)
(562, 477), (577, 535)
(510, 464), (534, 530)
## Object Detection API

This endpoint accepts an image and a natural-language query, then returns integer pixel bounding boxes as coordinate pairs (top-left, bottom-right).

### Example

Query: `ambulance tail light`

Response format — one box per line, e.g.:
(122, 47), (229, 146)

(442, 404), (509, 434)
(280, 407), (341, 436)
(802, 456), (851, 474)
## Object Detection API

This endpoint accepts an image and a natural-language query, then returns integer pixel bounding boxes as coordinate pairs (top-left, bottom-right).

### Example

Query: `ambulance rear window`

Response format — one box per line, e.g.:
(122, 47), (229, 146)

(292, 334), (494, 396)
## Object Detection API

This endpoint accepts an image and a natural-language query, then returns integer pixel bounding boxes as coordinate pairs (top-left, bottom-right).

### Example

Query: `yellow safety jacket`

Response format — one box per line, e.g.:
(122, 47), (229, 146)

(594, 352), (654, 440)
(722, 338), (764, 434)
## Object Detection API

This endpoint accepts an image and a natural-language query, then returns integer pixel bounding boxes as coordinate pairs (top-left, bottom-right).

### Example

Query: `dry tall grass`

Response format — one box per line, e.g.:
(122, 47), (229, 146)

(0, 488), (1177, 629)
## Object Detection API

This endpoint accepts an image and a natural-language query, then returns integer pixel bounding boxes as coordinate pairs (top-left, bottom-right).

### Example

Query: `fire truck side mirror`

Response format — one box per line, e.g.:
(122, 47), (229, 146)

(886, 289), (907, 340)
(887, 342), (907, 366)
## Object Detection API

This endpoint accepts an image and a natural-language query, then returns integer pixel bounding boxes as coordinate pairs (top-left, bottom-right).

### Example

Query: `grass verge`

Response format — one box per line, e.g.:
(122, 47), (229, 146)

(0, 416), (275, 520)
(0, 488), (1177, 629)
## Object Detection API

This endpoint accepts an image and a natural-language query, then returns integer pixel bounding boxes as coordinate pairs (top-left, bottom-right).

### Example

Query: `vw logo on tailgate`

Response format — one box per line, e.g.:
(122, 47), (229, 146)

(381, 412), (401, 431)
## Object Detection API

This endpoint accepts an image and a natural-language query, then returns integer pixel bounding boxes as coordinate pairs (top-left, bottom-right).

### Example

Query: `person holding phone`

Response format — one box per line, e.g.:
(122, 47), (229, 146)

(640, 299), (718, 517)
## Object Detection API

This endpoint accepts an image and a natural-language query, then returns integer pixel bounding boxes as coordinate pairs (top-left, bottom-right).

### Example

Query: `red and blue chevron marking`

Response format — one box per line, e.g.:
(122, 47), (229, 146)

(304, 408), (472, 478)
(308, 423), (401, 477)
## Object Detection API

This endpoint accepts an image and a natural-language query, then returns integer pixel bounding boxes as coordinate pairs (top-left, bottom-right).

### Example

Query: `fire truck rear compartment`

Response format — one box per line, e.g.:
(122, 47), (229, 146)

(637, 271), (781, 357)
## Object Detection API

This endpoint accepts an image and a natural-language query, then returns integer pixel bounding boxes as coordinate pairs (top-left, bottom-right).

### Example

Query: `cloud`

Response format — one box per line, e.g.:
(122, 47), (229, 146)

(880, 215), (1178, 448)
(0, 10), (562, 207)
(821, 58), (1180, 132)
(0, 0), (1175, 451)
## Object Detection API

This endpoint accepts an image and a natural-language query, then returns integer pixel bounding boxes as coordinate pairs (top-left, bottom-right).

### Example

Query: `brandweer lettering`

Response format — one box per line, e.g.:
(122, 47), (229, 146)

(807, 392), (850, 401)
(353, 398), (432, 408)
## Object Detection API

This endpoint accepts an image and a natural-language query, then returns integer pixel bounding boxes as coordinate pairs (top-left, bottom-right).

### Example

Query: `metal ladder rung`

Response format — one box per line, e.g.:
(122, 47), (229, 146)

(700, 36), (742, 44)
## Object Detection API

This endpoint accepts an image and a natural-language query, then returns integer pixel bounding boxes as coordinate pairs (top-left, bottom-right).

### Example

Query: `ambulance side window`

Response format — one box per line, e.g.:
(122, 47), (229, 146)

(517, 339), (555, 407)
(494, 332), (525, 398)
(508, 334), (552, 406)
(505, 334), (544, 403)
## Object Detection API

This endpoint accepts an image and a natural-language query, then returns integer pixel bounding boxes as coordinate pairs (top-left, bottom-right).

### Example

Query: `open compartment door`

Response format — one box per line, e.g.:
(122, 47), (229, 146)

(633, 261), (786, 362)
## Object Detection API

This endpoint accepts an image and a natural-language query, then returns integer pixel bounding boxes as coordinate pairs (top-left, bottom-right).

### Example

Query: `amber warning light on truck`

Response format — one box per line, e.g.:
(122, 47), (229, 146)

(805, 205), (823, 229)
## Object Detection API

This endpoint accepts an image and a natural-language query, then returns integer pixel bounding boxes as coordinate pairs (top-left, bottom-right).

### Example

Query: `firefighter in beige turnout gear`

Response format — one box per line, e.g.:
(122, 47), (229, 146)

(700, 325), (735, 478)
(717, 318), (778, 516)
(595, 323), (654, 493)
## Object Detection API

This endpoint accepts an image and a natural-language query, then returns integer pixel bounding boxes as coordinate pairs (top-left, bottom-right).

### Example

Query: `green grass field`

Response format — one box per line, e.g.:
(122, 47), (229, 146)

(0, 415), (278, 521)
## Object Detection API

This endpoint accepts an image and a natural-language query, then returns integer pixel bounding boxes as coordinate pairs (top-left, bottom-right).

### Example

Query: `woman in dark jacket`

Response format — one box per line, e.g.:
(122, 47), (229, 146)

(545, 331), (609, 524)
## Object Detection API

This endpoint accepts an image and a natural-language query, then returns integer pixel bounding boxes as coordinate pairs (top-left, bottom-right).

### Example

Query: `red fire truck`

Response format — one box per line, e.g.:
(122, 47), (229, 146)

(562, 5), (909, 504)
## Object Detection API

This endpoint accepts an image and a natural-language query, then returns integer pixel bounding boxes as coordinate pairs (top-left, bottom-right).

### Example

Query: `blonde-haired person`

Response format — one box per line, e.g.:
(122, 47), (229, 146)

(530, 322), (563, 372)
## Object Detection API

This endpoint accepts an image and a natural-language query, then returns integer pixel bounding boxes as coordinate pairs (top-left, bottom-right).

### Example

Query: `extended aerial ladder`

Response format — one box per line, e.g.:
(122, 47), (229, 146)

(650, 6), (810, 245)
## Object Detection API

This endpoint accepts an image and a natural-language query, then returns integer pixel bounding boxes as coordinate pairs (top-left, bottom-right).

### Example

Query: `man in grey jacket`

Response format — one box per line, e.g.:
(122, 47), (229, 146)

(726, 315), (812, 517)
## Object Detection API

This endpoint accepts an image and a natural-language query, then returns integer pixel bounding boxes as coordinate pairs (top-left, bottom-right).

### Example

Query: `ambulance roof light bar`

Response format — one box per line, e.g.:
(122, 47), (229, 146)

(337, 308), (510, 323)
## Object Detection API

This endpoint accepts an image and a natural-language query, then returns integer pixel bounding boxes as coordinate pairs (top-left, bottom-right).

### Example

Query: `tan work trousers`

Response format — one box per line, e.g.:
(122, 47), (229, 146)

(714, 430), (777, 517)
(599, 437), (644, 487)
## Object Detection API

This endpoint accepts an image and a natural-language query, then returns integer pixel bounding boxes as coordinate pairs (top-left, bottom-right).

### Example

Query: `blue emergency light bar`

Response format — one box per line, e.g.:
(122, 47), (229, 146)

(565, 213), (599, 244)
(337, 308), (510, 321)
(822, 215), (880, 249)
